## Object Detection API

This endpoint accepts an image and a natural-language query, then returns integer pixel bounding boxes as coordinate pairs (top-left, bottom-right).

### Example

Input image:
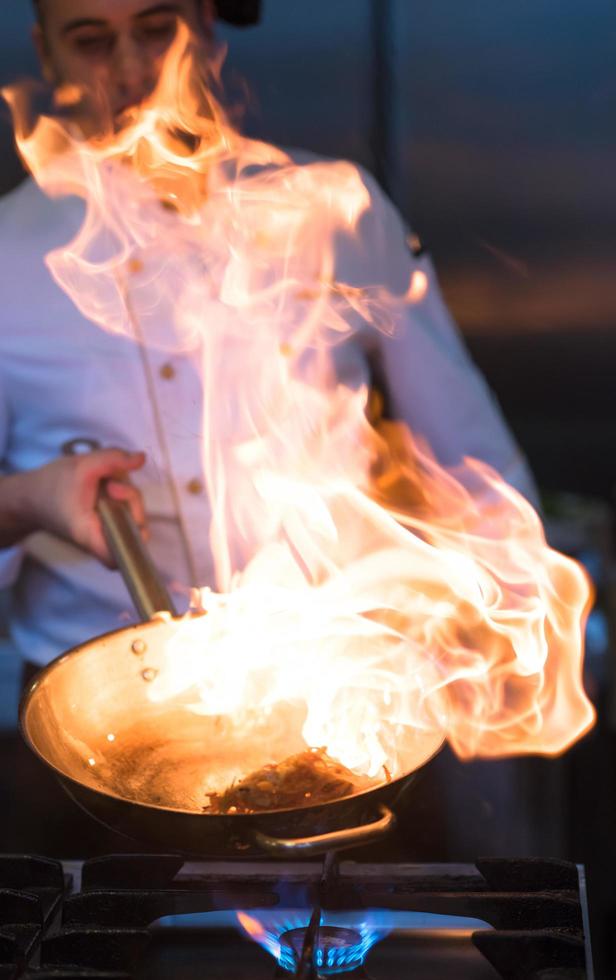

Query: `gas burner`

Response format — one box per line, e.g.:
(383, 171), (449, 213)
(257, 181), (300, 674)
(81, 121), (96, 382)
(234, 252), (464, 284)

(279, 925), (363, 975)
(238, 907), (390, 976)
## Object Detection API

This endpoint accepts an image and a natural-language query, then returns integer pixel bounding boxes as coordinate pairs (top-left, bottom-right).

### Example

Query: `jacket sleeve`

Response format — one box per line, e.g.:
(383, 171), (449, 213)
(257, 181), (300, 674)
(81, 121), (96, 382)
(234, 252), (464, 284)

(0, 377), (24, 590)
(353, 170), (539, 506)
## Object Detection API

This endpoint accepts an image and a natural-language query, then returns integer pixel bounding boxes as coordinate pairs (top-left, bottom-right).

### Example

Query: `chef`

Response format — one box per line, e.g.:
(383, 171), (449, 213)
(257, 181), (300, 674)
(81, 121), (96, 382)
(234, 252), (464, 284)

(0, 0), (537, 680)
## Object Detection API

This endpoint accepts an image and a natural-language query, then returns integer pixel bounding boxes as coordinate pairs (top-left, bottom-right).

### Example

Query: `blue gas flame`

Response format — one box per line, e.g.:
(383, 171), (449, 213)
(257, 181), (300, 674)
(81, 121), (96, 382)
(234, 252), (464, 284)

(238, 909), (390, 974)
(237, 907), (491, 974)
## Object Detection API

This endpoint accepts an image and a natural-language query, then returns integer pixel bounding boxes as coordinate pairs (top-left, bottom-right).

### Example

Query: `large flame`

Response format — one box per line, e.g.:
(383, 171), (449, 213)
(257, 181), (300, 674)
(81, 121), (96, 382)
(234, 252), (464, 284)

(3, 25), (594, 780)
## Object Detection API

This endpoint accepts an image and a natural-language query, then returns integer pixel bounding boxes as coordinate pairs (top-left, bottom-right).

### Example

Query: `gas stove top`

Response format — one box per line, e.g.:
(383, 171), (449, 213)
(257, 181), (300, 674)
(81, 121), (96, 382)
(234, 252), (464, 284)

(0, 854), (592, 979)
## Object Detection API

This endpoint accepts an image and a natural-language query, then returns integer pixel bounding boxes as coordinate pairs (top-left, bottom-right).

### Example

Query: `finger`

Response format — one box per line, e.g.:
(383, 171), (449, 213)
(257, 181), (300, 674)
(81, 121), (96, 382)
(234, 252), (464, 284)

(77, 452), (146, 505)
(106, 480), (148, 531)
(120, 450), (146, 472)
(87, 449), (146, 479)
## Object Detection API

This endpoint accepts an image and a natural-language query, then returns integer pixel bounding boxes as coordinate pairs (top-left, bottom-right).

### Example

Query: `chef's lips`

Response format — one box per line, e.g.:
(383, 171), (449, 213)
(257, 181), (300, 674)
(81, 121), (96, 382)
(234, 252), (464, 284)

(3, 23), (595, 785)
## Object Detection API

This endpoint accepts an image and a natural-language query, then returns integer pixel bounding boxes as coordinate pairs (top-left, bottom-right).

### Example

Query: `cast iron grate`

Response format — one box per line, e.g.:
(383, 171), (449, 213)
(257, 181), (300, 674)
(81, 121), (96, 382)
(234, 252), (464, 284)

(0, 855), (592, 979)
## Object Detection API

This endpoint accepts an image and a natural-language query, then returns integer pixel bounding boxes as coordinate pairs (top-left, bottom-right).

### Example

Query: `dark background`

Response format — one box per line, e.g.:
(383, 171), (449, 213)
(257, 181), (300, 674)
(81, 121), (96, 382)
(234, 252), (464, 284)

(1, 1), (615, 976)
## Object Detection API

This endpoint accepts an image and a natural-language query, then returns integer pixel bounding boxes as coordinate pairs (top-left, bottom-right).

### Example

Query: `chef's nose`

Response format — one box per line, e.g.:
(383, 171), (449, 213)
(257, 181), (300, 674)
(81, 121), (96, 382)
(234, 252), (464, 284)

(111, 34), (152, 107)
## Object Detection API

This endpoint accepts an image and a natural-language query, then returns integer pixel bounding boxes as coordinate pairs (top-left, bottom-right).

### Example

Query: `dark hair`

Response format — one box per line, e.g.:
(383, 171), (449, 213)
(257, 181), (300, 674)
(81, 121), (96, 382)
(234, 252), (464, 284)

(216, 0), (261, 25)
(33, 0), (261, 26)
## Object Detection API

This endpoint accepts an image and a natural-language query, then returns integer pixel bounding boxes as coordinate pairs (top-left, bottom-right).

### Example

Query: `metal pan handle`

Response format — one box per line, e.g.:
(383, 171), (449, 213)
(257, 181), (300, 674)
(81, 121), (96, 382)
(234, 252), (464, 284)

(62, 438), (177, 621)
(252, 804), (395, 857)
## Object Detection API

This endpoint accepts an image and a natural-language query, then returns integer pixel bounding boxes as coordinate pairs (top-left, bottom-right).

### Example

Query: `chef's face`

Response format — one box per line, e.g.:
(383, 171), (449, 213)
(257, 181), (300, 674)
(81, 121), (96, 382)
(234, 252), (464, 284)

(34, 0), (213, 131)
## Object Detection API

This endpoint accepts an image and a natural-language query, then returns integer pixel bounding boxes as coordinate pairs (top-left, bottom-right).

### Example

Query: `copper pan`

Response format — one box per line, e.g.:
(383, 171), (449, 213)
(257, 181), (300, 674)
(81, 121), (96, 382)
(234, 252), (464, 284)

(20, 448), (444, 857)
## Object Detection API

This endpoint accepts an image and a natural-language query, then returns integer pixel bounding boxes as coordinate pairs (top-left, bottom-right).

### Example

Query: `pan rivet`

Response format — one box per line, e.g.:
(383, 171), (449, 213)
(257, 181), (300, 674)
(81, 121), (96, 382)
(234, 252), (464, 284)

(131, 639), (147, 656)
(141, 667), (158, 682)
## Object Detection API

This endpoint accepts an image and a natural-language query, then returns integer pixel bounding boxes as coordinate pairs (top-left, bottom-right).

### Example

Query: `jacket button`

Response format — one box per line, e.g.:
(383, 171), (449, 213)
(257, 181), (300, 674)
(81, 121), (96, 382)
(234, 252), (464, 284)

(186, 478), (203, 495)
(160, 363), (175, 380)
(406, 232), (426, 258)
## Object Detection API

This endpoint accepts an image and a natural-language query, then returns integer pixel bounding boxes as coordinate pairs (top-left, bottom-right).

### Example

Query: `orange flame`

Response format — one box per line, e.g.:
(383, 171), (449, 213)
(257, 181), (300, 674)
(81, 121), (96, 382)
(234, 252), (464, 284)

(237, 911), (272, 944)
(2, 24), (595, 780)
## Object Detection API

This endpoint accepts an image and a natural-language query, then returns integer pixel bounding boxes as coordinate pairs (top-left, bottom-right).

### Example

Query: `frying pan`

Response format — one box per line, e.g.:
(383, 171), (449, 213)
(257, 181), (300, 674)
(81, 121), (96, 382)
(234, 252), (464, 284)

(20, 445), (444, 857)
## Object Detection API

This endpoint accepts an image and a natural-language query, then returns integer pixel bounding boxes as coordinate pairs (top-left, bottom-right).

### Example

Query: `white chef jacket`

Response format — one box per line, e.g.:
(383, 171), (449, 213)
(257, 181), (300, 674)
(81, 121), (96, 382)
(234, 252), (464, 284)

(0, 163), (537, 666)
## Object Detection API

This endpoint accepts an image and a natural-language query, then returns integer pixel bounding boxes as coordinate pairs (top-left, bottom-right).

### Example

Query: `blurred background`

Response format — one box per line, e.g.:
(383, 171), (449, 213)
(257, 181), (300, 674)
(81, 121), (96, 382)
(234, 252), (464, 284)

(0, 0), (615, 975)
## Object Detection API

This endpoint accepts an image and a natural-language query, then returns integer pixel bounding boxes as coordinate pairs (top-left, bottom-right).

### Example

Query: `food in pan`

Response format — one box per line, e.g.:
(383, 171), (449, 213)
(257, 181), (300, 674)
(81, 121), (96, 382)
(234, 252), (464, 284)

(204, 746), (384, 813)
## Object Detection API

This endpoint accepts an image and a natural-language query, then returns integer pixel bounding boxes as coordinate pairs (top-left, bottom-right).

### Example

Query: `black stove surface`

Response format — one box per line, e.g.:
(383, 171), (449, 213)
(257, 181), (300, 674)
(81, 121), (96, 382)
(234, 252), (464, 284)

(0, 854), (593, 979)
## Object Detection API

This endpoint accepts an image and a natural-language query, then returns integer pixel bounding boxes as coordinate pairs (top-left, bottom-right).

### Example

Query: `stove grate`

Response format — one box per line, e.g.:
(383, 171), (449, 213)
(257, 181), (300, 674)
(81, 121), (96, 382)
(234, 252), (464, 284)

(0, 855), (592, 979)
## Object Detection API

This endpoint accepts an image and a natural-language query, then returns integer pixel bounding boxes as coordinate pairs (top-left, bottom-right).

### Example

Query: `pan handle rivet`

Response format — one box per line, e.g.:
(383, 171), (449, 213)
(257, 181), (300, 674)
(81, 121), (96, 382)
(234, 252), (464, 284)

(131, 639), (147, 655)
(141, 667), (158, 682)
